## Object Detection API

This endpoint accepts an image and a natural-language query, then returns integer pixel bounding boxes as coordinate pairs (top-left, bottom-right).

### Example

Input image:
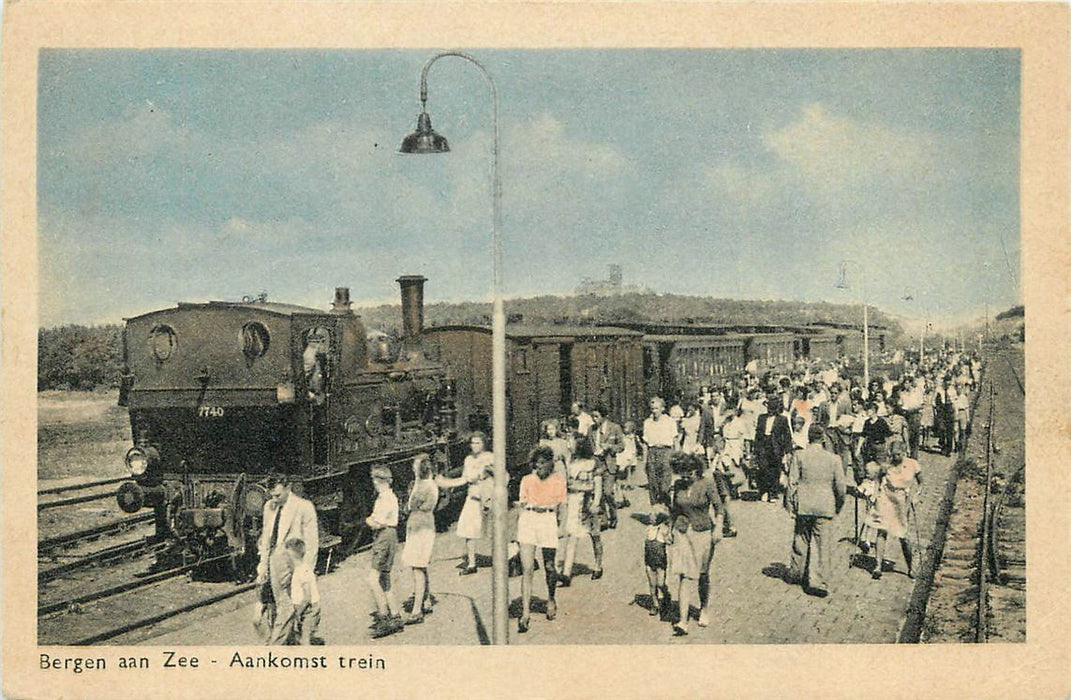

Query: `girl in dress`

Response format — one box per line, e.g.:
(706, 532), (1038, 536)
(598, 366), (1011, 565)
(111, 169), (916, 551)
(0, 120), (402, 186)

(858, 442), (891, 559)
(436, 432), (494, 576)
(667, 452), (723, 635)
(401, 453), (439, 624)
(538, 419), (570, 476)
(516, 446), (568, 633)
(559, 437), (604, 585)
(872, 439), (923, 579)
(680, 402), (702, 454)
(618, 421), (640, 506)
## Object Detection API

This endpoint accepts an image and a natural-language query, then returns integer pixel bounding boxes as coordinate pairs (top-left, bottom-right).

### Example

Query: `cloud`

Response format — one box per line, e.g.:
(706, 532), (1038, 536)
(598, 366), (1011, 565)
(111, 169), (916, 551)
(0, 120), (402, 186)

(505, 112), (629, 181)
(699, 163), (779, 207)
(766, 103), (932, 185)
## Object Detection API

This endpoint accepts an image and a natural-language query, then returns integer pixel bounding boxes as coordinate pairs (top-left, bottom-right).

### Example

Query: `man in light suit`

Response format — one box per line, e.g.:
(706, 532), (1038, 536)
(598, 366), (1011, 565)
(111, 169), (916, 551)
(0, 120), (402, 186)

(785, 424), (846, 597)
(257, 476), (319, 645)
(591, 405), (625, 530)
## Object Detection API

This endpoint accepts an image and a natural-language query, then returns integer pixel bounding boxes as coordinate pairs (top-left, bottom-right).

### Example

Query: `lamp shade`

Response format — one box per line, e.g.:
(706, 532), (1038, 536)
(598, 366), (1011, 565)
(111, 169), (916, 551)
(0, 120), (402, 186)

(399, 111), (450, 154)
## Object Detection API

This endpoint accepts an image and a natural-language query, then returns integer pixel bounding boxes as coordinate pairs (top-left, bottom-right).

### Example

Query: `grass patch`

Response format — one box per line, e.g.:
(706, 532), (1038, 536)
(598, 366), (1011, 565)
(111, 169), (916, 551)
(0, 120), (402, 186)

(38, 390), (130, 482)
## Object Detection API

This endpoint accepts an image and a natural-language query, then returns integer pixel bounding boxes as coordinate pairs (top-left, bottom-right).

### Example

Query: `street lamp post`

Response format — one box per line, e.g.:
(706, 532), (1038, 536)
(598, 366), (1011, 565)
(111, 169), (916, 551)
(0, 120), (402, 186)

(835, 260), (869, 388)
(902, 288), (926, 368)
(399, 51), (509, 645)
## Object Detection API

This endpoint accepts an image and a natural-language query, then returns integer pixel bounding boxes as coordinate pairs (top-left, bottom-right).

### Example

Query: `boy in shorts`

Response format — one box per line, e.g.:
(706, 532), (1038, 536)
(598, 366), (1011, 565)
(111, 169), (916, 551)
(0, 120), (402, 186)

(631, 503), (670, 618)
(285, 538), (323, 645)
(366, 466), (404, 639)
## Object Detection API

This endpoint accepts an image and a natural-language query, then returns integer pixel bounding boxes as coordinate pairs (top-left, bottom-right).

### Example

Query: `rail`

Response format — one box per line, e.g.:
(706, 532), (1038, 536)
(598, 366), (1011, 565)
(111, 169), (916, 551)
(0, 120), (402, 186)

(975, 379), (995, 642)
(38, 490), (116, 511)
(61, 539), (343, 645)
(37, 476), (127, 497)
(38, 513), (154, 554)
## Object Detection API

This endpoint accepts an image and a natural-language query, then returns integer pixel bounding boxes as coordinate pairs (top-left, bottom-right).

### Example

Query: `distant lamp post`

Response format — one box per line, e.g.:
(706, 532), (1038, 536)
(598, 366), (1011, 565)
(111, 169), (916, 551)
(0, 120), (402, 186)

(902, 288), (925, 367)
(399, 51), (509, 645)
(835, 260), (869, 387)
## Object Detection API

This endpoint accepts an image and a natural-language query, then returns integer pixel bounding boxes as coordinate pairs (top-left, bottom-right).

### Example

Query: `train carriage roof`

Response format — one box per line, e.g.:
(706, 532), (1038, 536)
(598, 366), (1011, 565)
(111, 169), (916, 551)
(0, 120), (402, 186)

(124, 300), (328, 322)
(423, 323), (642, 340)
(642, 333), (749, 344)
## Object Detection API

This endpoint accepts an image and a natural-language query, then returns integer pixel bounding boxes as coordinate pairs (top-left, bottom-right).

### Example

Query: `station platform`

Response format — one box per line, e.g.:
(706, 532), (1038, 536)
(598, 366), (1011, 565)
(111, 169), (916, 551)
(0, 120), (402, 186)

(132, 449), (955, 646)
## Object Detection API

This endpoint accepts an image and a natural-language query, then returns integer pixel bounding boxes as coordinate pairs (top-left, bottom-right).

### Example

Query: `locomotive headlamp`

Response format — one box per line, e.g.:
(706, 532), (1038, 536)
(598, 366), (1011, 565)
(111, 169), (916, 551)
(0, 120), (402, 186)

(125, 446), (159, 476)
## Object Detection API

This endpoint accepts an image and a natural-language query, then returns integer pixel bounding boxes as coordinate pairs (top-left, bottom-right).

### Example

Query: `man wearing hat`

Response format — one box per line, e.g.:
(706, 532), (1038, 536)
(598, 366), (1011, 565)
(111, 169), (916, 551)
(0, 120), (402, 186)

(785, 424), (847, 597)
(257, 476), (319, 645)
(753, 395), (793, 503)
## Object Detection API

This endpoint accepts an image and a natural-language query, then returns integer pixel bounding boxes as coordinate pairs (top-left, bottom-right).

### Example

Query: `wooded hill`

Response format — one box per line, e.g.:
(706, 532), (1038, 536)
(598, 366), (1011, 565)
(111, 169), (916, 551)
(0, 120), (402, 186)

(359, 292), (901, 336)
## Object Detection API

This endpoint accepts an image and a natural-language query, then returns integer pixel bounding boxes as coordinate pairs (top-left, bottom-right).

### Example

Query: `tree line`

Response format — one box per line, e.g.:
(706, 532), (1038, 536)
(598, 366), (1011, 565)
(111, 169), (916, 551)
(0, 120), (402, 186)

(38, 325), (123, 391)
(360, 292), (904, 338)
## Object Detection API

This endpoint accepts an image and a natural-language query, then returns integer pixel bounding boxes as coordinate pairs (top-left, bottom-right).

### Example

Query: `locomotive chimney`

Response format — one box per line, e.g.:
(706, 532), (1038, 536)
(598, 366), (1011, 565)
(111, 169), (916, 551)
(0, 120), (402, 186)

(397, 275), (427, 343)
(332, 287), (352, 313)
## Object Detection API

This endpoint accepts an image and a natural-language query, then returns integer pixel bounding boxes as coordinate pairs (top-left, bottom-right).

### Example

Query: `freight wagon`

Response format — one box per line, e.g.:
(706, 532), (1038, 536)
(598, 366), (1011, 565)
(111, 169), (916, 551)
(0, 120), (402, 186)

(422, 324), (645, 472)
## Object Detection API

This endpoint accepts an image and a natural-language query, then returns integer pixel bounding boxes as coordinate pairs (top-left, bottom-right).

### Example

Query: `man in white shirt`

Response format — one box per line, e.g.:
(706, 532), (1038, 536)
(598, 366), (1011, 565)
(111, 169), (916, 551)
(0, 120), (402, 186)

(899, 375), (926, 458)
(821, 364), (839, 388)
(571, 402), (594, 437)
(641, 397), (679, 506)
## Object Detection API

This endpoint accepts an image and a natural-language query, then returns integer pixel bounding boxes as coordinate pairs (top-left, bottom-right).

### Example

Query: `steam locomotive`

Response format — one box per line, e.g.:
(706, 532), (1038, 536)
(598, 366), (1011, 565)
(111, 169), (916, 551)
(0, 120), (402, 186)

(114, 276), (462, 577)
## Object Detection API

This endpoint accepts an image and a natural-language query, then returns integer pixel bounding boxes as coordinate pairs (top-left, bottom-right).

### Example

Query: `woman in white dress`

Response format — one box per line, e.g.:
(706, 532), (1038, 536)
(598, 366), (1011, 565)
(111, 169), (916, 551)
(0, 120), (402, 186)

(436, 433), (493, 576)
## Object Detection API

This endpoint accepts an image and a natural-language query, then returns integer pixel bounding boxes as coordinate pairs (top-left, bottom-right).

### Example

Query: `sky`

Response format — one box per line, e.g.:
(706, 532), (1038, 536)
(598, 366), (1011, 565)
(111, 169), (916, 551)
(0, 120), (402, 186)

(38, 49), (1020, 328)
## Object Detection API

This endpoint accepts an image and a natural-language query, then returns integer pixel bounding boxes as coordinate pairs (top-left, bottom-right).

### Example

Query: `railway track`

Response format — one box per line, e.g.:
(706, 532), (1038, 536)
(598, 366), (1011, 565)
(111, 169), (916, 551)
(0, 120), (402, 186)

(39, 550), (240, 617)
(976, 347), (1026, 642)
(41, 543), (340, 646)
(72, 581), (258, 645)
(909, 343), (1026, 643)
(39, 535), (165, 584)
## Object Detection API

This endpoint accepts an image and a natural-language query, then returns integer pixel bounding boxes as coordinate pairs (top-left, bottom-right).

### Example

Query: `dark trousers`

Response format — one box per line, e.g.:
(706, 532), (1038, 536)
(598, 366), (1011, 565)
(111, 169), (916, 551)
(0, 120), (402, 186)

(712, 471), (734, 530)
(905, 410), (921, 458)
(788, 515), (832, 591)
(756, 455), (782, 499)
(646, 447), (672, 506)
(937, 408), (955, 456)
(600, 471), (618, 525)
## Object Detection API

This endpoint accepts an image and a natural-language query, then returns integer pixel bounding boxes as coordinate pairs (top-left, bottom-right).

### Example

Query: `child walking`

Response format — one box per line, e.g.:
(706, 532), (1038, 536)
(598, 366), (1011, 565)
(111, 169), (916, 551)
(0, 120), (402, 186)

(631, 503), (671, 618)
(367, 466), (404, 639)
(285, 538), (323, 645)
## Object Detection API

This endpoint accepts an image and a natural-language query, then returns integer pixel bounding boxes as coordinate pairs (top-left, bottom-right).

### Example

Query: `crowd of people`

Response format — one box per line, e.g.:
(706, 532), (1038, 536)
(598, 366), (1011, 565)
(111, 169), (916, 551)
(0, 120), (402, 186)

(252, 347), (980, 643)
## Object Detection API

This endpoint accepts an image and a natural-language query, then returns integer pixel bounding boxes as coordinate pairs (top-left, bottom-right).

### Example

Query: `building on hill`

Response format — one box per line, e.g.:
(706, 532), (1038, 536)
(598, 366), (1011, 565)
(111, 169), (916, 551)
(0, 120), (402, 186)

(575, 264), (649, 296)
